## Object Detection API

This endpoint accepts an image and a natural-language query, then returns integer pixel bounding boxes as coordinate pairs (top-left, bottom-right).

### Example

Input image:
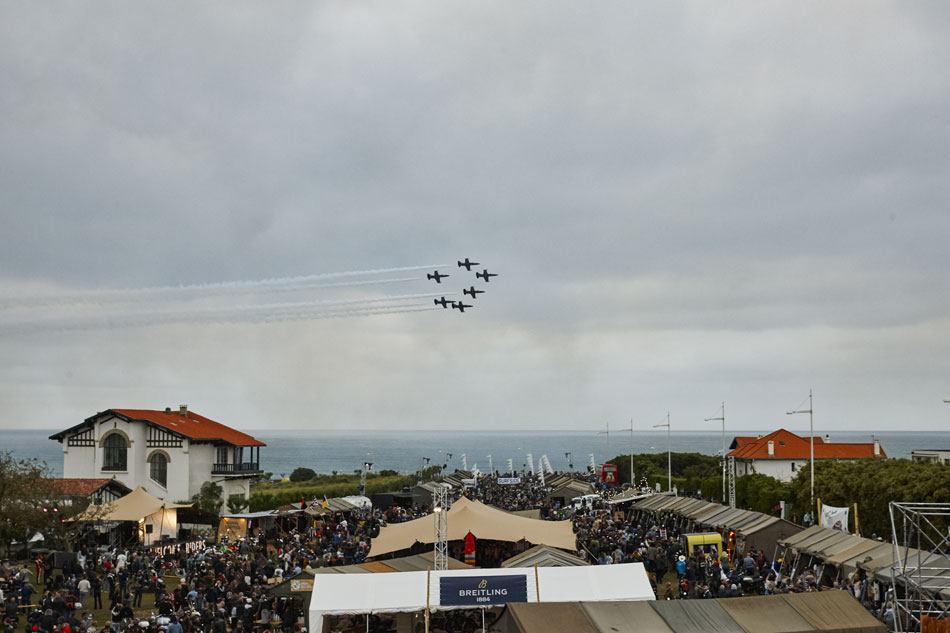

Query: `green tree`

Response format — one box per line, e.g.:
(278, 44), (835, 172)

(289, 467), (317, 482)
(786, 458), (950, 538)
(226, 494), (249, 514)
(0, 453), (64, 553)
(191, 481), (224, 515)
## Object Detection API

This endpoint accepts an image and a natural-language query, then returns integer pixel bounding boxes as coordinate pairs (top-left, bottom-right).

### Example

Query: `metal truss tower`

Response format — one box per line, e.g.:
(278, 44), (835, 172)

(433, 485), (449, 571)
(889, 501), (950, 631)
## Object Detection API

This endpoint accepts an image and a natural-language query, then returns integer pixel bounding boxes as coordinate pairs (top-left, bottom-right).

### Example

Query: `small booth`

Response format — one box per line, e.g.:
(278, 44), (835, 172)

(265, 571), (315, 632)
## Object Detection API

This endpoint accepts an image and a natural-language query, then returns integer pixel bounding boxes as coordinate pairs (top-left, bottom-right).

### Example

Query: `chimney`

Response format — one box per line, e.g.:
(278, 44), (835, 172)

(165, 407), (171, 414)
(874, 439), (881, 456)
(179, 404), (188, 417)
(767, 440), (775, 456)
(824, 434), (830, 444)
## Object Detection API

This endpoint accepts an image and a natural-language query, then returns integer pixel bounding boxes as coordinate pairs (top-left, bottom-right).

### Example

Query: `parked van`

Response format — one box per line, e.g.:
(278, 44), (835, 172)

(571, 494), (601, 510)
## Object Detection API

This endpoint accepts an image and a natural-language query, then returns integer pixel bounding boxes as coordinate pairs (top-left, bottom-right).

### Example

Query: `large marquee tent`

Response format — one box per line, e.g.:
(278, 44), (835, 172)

(308, 562), (653, 632)
(368, 496), (576, 558)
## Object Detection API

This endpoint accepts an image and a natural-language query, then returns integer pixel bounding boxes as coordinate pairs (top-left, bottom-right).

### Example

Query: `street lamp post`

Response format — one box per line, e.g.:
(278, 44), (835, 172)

(787, 389), (814, 512)
(627, 419), (635, 486)
(704, 402), (726, 504)
(653, 413), (671, 492)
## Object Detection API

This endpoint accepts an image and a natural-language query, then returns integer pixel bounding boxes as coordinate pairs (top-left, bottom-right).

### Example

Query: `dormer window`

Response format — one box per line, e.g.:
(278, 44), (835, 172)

(103, 433), (128, 471)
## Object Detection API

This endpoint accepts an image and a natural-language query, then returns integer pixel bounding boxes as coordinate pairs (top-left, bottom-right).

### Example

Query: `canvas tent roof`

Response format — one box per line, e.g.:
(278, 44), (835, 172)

(312, 552), (468, 575)
(605, 490), (652, 505)
(797, 531), (855, 557)
(687, 502), (727, 521)
(781, 590), (885, 633)
(652, 599), (745, 633)
(634, 494), (676, 511)
(368, 496), (576, 557)
(717, 595), (815, 633)
(502, 545), (589, 568)
(308, 563), (654, 632)
(778, 525), (826, 548)
(495, 593), (885, 633)
(833, 542), (892, 574)
(704, 508), (752, 529)
(545, 480), (594, 500)
(72, 486), (190, 522)
(580, 601), (674, 633)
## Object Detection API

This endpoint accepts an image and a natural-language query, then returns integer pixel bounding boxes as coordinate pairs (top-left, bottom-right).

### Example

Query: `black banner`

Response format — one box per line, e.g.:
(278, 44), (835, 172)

(440, 574), (528, 606)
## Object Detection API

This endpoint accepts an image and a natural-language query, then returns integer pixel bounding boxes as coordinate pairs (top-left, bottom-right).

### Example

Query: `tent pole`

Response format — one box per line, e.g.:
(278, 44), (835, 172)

(481, 608), (485, 632)
(425, 567), (431, 633)
(534, 564), (540, 601)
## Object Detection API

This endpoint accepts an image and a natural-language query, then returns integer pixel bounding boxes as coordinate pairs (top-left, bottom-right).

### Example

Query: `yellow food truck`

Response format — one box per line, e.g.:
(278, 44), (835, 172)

(682, 532), (723, 557)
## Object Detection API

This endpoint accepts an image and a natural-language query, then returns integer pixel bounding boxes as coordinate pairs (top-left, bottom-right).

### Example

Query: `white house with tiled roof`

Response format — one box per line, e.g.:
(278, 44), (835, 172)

(50, 405), (265, 511)
(727, 429), (885, 483)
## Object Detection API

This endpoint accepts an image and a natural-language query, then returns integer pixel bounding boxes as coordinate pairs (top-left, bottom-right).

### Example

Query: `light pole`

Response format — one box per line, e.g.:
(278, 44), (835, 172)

(787, 389), (814, 512)
(626, 419), (635, 487)
(653, 413), (671, 492)
(704, 402), (726, 504)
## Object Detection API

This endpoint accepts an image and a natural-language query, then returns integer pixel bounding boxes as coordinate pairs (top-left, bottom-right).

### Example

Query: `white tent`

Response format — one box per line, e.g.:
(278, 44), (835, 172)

(71, 486), (191, 546)
(308, 562), (653, 632)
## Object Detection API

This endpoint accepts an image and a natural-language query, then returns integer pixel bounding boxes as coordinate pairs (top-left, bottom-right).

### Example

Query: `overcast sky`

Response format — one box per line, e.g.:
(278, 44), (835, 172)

(2, 2), (949, 435)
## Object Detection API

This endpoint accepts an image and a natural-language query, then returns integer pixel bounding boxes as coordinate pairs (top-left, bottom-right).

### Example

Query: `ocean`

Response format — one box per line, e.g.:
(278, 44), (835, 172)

(7, 428), (948, 478)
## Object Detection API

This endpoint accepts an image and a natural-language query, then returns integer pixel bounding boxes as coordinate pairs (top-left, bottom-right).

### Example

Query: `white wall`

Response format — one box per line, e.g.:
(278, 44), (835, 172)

(734, 459), (801, 483)
(60, 413), (259, 515)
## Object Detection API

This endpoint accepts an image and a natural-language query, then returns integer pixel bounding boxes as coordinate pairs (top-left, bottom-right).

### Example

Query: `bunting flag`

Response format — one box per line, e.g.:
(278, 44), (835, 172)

(820, 504), (850, 532)
(464, 531), (476, 566)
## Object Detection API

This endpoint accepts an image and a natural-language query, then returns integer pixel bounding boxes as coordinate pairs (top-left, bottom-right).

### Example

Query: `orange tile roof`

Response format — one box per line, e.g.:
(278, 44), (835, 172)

(727, 429), (884, 460)
(47, 478), (131, 496)
(112, 408), (265, 446)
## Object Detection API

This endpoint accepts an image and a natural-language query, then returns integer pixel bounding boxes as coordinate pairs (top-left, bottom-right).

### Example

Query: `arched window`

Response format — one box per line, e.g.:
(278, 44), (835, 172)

(103, 433), (127, 471)
(149, 453), (168, 487)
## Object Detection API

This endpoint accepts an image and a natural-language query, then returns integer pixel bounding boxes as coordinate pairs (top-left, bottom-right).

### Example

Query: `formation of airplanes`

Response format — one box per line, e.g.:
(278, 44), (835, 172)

(427, 257), (499, 314)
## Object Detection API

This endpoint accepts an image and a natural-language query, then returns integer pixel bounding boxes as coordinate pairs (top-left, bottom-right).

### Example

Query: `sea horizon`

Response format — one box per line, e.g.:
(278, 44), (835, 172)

(7, 428), (948, 478)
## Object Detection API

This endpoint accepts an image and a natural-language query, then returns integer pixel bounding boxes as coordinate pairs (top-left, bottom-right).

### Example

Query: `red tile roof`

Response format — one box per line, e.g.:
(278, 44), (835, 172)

(47, 478), (131, 496)
(112, 408), (265, 446)
(727, 429), (884, 460)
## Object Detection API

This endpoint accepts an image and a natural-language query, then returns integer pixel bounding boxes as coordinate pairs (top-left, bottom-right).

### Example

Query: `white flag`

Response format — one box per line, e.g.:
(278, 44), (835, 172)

(820, 504), (850, 533)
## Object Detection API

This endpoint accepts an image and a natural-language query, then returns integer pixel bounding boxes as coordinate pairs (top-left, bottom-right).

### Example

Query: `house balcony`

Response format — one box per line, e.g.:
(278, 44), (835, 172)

(212, 462), (263, 475)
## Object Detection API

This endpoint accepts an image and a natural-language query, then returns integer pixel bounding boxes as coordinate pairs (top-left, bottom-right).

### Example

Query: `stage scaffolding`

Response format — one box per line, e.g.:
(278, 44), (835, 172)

(889, 502), (950, 632)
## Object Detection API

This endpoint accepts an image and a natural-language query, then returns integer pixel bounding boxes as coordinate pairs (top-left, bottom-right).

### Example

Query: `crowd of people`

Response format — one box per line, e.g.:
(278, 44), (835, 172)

(0, 470), (898, 633)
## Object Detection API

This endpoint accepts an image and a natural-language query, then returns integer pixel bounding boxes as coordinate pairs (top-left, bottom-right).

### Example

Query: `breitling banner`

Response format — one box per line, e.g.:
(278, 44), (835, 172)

(820, 503), (850, 533)
(440, 574), (528, 606)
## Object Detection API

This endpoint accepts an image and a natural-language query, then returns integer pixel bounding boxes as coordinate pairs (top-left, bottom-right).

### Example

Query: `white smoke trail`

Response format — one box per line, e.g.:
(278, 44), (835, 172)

(0, 300), (442, 335)
(0, 264), (451, 309)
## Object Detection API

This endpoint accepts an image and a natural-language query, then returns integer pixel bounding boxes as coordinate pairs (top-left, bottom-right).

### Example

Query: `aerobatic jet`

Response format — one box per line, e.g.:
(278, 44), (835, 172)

(463, 286), (485, 299)
(427, 270), (449, 283)
(434, 297), (453, 309)
(457, 258), (480, 271)
(453, 302), (473, 313)
(475, 269), (498, 282)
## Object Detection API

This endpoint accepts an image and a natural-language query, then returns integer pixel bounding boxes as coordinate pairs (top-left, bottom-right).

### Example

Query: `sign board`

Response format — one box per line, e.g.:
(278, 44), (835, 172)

(659, 529), (667, 539)
(599, 464), (618, 486)
(290, 578), (314, 592)
(440, 575), (527, 606)
(497, 478), (522, 485)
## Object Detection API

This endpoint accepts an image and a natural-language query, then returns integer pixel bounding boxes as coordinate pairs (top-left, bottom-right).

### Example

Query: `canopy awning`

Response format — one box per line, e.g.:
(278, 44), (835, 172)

(72, 486), (191, 522)
(368, 496), (576, 557)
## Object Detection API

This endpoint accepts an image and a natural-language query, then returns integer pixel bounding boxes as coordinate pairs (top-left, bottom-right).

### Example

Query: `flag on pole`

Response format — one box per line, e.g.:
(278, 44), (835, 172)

(464, 532), (476, 566)
(322, 495), (329, 509)
(820, 504), (850, 532)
